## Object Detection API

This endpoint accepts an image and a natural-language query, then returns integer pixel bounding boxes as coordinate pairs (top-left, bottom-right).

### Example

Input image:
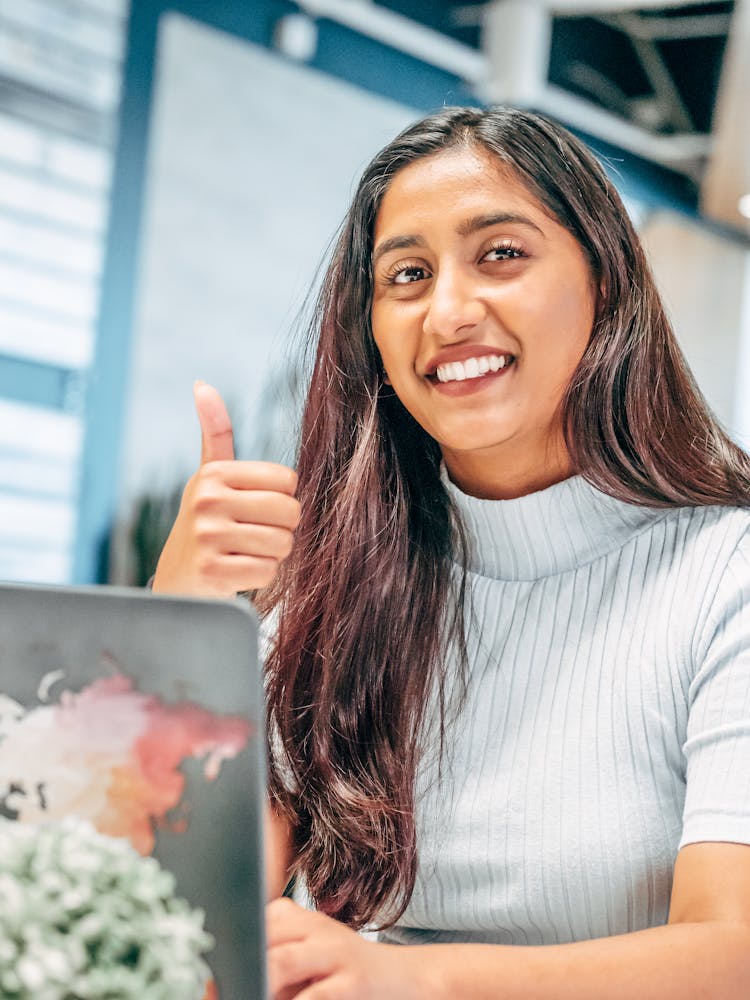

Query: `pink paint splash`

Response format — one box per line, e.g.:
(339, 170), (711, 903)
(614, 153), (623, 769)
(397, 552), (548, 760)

(0, 673), (252, 855)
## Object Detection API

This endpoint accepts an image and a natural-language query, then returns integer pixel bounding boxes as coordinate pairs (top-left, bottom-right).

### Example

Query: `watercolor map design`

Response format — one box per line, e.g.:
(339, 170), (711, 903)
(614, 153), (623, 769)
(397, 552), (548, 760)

(0, 668), (253, 998)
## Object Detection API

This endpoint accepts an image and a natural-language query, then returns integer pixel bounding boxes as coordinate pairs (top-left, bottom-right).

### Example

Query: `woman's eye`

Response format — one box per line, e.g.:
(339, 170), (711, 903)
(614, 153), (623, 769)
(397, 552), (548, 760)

(390, 265), (430, 285)
(483, 245), (525, 262)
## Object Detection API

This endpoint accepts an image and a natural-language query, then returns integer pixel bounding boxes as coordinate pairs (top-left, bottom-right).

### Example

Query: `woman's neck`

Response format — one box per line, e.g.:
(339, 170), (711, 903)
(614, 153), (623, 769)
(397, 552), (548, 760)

(441, 436), (574, 501)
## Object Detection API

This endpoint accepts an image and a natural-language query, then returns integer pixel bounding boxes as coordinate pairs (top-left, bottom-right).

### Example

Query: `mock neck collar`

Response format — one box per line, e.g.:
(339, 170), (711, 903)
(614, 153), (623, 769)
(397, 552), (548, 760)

(443, 471), (667, 581)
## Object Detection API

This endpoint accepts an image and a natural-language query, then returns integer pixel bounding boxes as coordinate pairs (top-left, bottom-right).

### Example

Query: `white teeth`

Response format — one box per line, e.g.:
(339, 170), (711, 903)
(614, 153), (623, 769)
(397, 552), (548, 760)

(435, 354), (512, 383)
(464, 357), (480, 379)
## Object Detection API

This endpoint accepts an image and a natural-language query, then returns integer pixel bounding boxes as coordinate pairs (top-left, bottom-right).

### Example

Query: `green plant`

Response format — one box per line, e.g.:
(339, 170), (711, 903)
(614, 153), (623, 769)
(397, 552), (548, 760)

(0, 818), (213, 999)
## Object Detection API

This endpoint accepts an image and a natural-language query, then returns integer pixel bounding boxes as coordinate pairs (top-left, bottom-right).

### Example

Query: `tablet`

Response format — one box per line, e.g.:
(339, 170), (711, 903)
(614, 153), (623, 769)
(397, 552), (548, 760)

(0, 582), (266, 999)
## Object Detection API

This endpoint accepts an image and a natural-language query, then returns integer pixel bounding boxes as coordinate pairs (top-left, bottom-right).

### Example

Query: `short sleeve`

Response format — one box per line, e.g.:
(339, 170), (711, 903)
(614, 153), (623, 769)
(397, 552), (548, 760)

(680, 524), (750, 848)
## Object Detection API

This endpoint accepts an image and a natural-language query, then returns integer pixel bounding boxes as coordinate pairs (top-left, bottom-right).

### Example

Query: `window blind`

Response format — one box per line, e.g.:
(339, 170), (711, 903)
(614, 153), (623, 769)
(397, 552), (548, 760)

(0, 0), (127, 582)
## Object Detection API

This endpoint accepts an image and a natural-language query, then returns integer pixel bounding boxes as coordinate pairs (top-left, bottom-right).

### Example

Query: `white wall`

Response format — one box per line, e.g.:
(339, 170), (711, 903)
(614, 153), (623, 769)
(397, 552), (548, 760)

(639, 209), (749, 439)
(735, 253), (750, 451)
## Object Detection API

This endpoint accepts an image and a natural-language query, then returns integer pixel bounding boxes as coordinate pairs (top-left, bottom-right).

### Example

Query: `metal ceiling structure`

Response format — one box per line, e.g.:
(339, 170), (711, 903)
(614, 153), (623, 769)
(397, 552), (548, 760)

(292, 0), (749, 234)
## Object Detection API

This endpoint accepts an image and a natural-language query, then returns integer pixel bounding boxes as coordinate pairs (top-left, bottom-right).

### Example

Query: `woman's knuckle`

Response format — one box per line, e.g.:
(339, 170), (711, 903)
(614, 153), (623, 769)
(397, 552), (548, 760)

(193, 518), (218, 545)
(268, 946), (291, 978)
(193, 488), (222, 514)
(259, 562), (279, 586)
(281, 535), (294, 558)
(269, 896), (296, 916)
(272, 529), (293, 558)
(197, 554), (220, 578)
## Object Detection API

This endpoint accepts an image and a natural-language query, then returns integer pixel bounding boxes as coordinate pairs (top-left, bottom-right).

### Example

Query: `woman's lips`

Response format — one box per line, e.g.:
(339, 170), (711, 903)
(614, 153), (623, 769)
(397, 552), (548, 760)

(427, 357), (516, 396)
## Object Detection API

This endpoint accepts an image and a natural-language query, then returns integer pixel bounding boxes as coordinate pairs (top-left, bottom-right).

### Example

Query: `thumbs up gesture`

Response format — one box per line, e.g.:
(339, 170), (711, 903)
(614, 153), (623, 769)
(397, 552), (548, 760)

(152, 382), (301, 597)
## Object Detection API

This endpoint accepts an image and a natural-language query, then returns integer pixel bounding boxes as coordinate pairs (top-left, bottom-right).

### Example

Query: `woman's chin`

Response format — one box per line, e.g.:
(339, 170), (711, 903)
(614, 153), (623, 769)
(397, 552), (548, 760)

(430, 414), (522, 453)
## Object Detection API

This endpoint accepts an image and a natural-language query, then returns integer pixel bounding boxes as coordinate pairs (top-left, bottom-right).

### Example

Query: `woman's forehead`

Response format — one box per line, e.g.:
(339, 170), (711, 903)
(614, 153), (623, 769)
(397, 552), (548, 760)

(372, 147), (557, 243)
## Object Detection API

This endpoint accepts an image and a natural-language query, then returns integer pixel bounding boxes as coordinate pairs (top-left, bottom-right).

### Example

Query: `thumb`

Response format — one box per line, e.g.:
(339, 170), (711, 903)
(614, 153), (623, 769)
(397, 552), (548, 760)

(194, 381), (235, 464)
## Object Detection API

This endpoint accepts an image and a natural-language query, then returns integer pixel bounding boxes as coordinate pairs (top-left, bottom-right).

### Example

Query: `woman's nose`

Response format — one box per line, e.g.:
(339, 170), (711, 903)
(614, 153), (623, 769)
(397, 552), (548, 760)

(422, 268), (486, 341)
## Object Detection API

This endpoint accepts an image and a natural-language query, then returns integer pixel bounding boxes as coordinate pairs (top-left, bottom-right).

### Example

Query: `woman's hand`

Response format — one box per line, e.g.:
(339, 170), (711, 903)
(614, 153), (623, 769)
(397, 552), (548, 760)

(266, 898), (439, 1000)
(152, 382), (300, 597)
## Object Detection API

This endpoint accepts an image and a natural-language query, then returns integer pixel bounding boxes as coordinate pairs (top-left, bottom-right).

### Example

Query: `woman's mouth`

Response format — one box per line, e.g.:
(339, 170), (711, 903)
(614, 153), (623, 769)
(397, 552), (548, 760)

(434, 353), (514, 383)
(426, 353), (516, 395)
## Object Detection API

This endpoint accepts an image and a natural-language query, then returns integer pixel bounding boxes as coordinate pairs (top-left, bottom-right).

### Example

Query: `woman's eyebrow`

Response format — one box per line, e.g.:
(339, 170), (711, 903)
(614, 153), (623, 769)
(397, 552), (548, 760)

(372, 234), (426, 269)
(457, 212), (545, 238)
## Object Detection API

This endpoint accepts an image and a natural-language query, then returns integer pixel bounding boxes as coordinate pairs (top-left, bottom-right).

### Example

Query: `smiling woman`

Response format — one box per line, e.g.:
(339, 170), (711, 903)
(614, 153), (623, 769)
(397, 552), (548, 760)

(153, 107), (750, 1000)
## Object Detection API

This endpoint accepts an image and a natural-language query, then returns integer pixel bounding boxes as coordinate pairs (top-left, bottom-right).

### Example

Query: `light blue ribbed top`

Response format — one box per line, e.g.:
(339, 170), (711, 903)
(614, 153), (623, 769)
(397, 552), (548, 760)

(383, 474), (750, 946)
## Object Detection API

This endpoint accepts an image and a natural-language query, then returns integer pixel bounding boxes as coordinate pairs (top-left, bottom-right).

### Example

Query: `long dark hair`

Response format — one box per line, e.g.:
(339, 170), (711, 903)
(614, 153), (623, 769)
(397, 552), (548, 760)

(258, 107), (750, 929)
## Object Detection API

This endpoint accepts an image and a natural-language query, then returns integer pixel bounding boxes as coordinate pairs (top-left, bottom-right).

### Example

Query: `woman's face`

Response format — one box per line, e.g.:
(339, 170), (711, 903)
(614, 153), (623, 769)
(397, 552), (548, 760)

(370, 145), (597, 498)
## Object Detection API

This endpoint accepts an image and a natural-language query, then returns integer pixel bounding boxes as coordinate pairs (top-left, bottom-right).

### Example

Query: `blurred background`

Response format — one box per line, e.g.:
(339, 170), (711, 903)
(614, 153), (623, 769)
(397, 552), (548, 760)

(0, 0), (748, 587)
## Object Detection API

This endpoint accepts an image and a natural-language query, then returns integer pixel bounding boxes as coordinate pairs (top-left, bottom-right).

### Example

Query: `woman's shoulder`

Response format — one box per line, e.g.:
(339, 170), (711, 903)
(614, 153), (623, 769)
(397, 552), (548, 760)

(672, 501), (750, 554)
(635, 503), (750, 636)
(669, 503), (750, 657)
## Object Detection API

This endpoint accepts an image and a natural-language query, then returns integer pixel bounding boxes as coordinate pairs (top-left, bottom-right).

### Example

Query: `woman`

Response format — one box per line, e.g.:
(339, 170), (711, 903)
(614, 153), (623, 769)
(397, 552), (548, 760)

(153, 107), (750, 998)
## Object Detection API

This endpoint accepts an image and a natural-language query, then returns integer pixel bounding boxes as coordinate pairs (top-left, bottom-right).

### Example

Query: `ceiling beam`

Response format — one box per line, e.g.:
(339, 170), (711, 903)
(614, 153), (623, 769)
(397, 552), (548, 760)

(626, 25), (695, 132)
(539, 83), (711, 164)
(481, 0), (551, 106)
(482, 0), (711, 171)
(294, 0), (486, 83)
(600, 12), (733, 40)
(548, 0), (729, 11)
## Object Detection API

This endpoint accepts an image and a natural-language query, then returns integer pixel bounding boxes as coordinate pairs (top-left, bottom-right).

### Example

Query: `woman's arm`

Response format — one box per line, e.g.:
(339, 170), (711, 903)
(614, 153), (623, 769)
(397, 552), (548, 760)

(266, 841), (750, 999)
(426, 834), (750, 1000)
(428, 915), (750, 999)
(429, 841), (750, 1000)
